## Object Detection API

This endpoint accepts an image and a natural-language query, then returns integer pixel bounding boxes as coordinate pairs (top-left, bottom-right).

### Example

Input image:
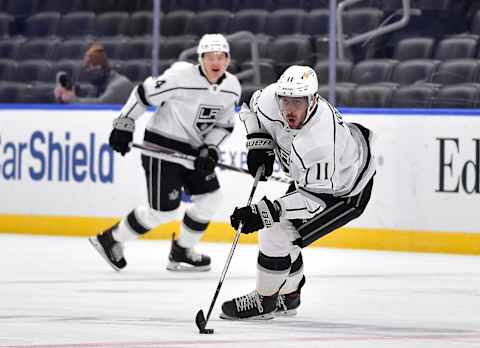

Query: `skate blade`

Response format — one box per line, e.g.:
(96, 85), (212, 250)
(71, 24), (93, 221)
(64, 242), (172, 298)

(166, 261), (211, 272)
(219, 312), (274, 321)
(274, 308), (298, 317)
(88, 237), (122, 272)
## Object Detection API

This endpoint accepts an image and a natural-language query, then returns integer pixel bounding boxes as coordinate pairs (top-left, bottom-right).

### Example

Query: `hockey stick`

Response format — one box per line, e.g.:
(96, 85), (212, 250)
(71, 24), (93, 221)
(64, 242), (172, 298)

(195, 166), (264, 334)
(130, 142), (290, 184)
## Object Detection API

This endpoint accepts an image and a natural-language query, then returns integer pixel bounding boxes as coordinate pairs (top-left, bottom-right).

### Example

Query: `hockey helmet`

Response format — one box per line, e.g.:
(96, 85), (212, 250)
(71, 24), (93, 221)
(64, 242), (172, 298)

(197, 34), (230, 56)
(275, 65), (319, 127)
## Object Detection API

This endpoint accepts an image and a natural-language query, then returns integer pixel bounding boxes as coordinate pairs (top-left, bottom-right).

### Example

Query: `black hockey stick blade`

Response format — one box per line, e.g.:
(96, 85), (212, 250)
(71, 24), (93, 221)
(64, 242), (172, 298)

(195, 310), (214, 334)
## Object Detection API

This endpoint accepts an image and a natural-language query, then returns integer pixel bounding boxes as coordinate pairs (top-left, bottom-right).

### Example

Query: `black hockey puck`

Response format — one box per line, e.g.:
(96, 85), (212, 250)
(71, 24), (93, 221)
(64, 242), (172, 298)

(200, 328), (214, 334)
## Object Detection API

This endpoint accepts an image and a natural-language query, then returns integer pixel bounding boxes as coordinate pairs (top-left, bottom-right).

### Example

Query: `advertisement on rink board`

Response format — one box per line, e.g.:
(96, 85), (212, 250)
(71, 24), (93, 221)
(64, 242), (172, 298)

(0, 106), (479, 254)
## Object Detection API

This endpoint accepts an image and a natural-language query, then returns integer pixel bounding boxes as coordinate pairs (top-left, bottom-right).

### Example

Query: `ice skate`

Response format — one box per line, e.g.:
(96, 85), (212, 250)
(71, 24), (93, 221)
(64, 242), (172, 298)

(220, 290), (278, 320)
(88, 225), (126, 271)
(166, 238), (211, 272)
(274, 276), (305, 316)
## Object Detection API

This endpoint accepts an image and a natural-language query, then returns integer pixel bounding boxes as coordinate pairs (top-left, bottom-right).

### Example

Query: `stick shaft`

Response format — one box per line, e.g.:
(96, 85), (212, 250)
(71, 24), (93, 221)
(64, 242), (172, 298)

(203, 166), (263, 324)
(130, 142), (289, 184)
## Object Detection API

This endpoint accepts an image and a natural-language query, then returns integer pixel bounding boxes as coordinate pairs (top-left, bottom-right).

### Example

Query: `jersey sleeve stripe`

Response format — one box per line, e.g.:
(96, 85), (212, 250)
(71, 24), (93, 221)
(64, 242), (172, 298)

(123, 101), (138, 118)
(326, 103), (337, 190)
(148, 86), (208, 98)
(258, 107), (285, 127)
(219, 89), (240, 97)
(136, 83), (151, 107)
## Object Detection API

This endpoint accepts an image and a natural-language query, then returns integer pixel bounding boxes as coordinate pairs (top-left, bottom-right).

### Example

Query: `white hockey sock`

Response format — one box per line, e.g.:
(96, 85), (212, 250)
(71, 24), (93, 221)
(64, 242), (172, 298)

(256, 252), (291, 296)
(177, 211), (209, 249)
(112, 218), (140, 243)
(113, 207), (178, 243)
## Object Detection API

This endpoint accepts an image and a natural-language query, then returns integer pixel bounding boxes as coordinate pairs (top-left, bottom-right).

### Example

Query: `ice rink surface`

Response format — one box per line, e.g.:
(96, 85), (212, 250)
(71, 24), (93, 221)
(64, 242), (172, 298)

(1, 233), (480, 348)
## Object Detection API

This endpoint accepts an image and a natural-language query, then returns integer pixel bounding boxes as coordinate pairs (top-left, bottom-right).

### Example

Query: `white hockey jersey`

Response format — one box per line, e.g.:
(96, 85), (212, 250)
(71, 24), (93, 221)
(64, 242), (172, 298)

(117, 62), (241, 159)
(244, 83), (375, 220)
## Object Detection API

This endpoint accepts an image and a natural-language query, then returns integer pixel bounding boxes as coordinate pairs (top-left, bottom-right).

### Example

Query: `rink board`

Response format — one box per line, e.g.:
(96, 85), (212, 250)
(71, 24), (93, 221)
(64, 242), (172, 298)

(0, 104), (479, 254)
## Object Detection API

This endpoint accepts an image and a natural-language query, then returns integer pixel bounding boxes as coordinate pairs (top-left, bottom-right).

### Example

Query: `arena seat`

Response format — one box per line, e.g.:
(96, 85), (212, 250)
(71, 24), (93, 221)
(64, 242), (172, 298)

(430, 59), (480, 85)
(161, 10), (194, 37)
(0, 37), (26, 59)
(265, 9), (306, 36)
(160, 36), (197, 60)
(434, 36), (478, 61)
(229, 35), (271, 63)
(393, 37), (435, 61)
(14, 37), (60, 60)
(268, 35), (314, 76)
(94, 12), (130, 37)
(117, 59), (152, 82)
(119, 37), (152, 60)
(318, 84), (356, 107)
(432, 83), (480, 108)
(0, 13), (14, 38)
(186, 10), (232, 36)
(390, 59), (440, 85)
(239, 61), (277, 84)
(54, 38), (92, 60)
(130, 11), (153, 37)
(229, 9), (268, 34)
(21, 82), (56, 103)
(351, 59), (398, 84)
(15, 59), (54, 83)
(342, 7), (384, 36)
(0, 59), (18, 81)
(0, 82), (24, 102)
(303, 9), (329, 36)
(24, 12), (61, 38)
(352, 84), (396, 107)
(57, 11), (96, 38)
(390, 84), (438, 108)
(314, 60), (353, 84)
(3, 0), (39, 18)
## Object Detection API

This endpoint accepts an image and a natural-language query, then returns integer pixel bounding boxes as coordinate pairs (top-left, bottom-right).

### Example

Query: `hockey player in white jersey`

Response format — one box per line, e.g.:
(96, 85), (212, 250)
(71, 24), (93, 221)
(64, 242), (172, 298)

(220, 65), (375, 320)
(89, 34), (241, 272)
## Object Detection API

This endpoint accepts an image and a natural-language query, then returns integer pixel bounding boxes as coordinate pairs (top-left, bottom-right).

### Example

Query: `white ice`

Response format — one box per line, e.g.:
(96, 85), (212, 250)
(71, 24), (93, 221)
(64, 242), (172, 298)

(1, 233), (480, 348)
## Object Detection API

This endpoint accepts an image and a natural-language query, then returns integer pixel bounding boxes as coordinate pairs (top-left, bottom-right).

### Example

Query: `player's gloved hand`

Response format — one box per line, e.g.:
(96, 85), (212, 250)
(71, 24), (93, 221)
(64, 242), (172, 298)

(230, 196), (281, 234)
(246, 133), (275, 181)
(109, 116), (135, 156)
(194, 145), (219, 174)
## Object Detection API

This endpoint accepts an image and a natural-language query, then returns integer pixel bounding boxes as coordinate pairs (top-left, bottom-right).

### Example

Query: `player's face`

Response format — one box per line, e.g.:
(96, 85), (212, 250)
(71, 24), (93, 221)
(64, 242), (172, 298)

(279, 96), (308, 129)
(201, 52), (230, 83)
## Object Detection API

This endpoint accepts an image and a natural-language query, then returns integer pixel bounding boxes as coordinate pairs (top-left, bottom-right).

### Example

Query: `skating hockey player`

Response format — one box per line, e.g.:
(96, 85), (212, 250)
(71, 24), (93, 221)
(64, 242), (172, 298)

(89, 34), (241, 272)
(220, 65), (375, 320)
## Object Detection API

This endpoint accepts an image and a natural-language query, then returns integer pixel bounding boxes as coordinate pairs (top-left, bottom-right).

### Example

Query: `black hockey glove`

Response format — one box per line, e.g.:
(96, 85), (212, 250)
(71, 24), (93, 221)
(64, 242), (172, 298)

(109, 116), (135, 156)
(246, 133), (275, 181)
(194, 145), (219, 175)
(230, 196), (281, 234)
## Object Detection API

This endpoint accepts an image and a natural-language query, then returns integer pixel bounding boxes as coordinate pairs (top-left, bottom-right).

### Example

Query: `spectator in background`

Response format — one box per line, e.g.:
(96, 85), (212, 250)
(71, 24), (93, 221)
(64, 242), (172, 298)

(54, 42), (133, 104)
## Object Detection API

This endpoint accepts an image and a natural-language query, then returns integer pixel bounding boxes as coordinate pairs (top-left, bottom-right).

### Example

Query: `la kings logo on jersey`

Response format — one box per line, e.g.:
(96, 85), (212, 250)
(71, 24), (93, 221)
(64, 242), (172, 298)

(195, 104), (222, 135)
